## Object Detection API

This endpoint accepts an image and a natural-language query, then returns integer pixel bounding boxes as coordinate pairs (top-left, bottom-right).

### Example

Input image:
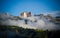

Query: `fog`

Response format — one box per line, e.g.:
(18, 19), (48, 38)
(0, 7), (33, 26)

(0, 14), (60, 30)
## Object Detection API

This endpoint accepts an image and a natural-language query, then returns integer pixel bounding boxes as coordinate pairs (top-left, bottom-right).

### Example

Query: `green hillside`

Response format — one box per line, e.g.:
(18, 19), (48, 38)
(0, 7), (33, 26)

(0, 25), (60, 38)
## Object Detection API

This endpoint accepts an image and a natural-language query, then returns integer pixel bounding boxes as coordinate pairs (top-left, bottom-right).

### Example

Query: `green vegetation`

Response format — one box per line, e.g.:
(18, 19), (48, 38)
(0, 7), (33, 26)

(0, 25), (60, 38)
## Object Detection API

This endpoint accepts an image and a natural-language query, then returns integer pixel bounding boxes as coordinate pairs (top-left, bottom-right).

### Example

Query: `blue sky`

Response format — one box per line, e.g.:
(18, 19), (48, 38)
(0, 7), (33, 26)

(0, 0), (60, 16)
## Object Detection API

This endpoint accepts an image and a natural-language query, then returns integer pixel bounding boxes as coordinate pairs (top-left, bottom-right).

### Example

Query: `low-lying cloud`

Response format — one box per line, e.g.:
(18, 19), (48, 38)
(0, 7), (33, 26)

(0, 13), (60, 30)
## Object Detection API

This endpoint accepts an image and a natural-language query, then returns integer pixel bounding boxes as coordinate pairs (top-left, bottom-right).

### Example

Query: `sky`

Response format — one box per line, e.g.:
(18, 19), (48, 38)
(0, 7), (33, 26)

(0, 0), (60, 16)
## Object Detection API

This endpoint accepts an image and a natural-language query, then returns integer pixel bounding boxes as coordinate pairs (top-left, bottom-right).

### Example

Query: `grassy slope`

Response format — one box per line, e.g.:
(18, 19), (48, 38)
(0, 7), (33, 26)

(0, 25), (60, 38)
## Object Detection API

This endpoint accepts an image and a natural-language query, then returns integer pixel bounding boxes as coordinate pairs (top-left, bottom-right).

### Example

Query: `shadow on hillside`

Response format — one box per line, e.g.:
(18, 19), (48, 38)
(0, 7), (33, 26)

(0, 25), (60, 38)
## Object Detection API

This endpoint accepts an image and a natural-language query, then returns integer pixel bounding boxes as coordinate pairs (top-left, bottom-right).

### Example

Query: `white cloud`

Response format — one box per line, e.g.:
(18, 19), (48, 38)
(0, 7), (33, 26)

(0, 12), (60, 30)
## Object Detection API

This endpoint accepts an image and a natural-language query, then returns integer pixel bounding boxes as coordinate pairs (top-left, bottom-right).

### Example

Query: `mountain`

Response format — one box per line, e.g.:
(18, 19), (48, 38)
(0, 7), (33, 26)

(0, 13), (60, 30)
